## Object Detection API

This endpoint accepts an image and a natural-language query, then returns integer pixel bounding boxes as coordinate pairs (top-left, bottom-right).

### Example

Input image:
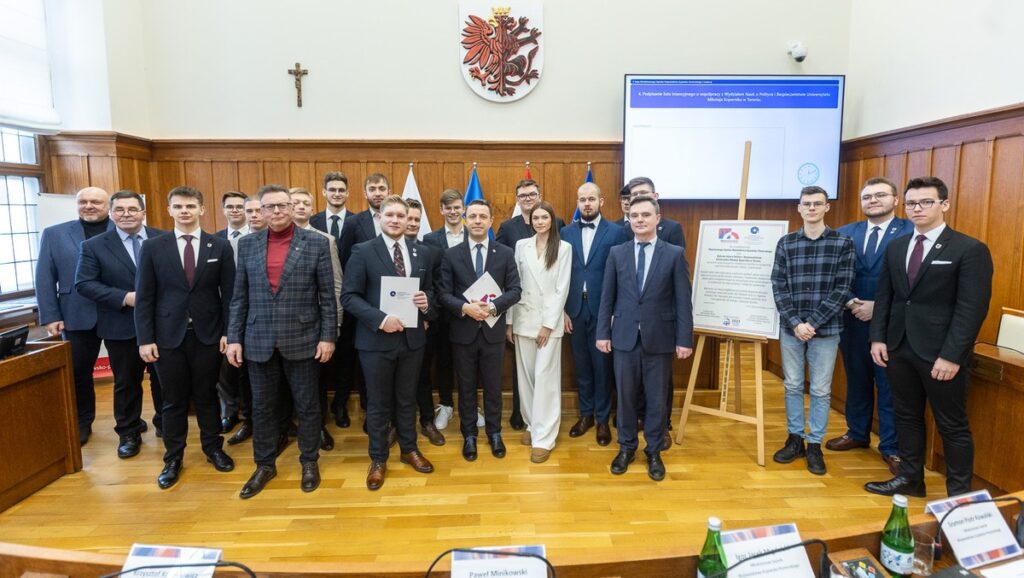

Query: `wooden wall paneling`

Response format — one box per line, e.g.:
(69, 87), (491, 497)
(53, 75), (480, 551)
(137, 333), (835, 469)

(262, 161), (288, 187)
(288, 161), (313, 194)
(410, 162), (444, 218)
(49, 155), (88, 194)
(115, 158), (140, 194)
(85, 156), (116, 193)
(906, 148), (932, 185)
(237, 161), (261, 195)
(540, 162), (568, 220)
(152, 161), (185, 230)
(980, 136), (1024, 340)
(589, 162), (622, 221)
(930, 145), (958, 224)
(953, 140), (991, 240)
(883, 153), (907, 196)
(341, 161), (367, 213)
(183, 161), (217, 232)
(210, 161), (241, 231)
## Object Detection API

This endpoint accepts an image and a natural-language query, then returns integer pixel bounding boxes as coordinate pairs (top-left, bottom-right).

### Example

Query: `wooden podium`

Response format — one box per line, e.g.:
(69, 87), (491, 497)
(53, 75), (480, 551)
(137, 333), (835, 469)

(0, 341), (82, 512)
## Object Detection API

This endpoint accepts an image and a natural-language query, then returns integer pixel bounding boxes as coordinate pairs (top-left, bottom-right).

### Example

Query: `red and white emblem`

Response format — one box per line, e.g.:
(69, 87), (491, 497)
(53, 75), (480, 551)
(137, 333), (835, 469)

(459, 2), (544, 103)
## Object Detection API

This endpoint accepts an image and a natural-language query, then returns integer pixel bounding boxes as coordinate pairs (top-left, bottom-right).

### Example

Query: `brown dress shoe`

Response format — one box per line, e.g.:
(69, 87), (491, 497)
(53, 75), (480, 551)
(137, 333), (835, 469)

(366, 460), (387, 490)
(387, 427), (398, 448)
(420, 423), (446, 446)
(569, 416), (595, 438)
(825, 434), (870, 451)
(400, 450), (434, 473)
(521, 430), (532, 446)
(530, 448), (551, 463)
(662, 433), (672, 451)
(595, 423), (612, 446)
(883, 454), (902, 477)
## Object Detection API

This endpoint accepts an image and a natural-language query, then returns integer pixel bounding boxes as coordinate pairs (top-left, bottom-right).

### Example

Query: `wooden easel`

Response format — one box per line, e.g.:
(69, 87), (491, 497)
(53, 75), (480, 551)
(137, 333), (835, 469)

(674, 141), (769, 466)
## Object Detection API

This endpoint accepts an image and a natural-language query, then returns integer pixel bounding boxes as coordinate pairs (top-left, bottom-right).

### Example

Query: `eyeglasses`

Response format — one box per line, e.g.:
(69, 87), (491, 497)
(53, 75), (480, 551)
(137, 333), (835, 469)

(904, 199), (941, 210)
(112, 207), (143, 215)
(225, 206), (244, 211)
(261, 203), (292, 212)
(860, 192), (892, 202)
(799, 201), (826, 208)
(442, 206), (464, 213)
(516, 191), (539, 201)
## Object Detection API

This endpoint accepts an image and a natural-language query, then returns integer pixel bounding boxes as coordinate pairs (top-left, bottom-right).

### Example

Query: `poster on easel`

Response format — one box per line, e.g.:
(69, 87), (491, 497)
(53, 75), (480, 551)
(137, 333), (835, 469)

(691, 220), (788, 340)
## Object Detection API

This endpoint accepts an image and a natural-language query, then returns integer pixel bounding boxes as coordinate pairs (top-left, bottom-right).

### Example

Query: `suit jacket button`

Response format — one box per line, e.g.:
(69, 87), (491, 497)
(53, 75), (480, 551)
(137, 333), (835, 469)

(906, 300), (911, 305)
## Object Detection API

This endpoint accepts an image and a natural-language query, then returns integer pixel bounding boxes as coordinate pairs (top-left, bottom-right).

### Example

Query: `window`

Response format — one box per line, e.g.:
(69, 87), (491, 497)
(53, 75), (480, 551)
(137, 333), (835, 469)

(0, 128), (41, 298)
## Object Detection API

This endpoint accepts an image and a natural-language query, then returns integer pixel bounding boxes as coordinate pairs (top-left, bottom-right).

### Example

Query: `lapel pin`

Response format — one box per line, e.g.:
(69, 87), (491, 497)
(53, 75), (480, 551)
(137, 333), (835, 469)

(935, 243), (942, 249)
(206, 242), (213, 247)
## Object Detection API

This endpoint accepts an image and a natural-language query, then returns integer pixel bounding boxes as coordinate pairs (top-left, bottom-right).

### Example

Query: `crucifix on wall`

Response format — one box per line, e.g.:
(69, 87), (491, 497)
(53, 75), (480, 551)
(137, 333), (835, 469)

(288, 62), (308, 107)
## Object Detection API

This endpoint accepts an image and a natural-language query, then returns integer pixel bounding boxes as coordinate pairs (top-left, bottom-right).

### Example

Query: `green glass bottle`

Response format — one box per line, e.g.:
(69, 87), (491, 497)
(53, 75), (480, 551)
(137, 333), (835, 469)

(879, 494), (915, 577)
(697, 516), (728, 578)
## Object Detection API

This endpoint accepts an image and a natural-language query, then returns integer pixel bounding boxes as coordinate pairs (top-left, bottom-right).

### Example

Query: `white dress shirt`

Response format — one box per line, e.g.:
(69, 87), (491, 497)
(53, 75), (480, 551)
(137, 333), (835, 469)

(116, 227), (148, 266)
(470, 237), (490, 272)
(905, 223), (946, 271)
(384, 235), (412, 277)
(371, 210), (382, 236)
(445, 225), (466, 248)
(326, 207), (347, 237)
(864, 216), (893, 254)
(226, 225), (248, 239)
(633, 236), (657, 292)
(175, 228), (200, 271)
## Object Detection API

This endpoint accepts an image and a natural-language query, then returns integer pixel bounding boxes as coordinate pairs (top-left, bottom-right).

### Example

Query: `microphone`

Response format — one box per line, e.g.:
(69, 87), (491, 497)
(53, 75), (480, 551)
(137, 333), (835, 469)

(933, 496), (1024, 560)
(708, 538), (829, 578)
(100, 560), (256, 577)
(424, 548), (556, 577)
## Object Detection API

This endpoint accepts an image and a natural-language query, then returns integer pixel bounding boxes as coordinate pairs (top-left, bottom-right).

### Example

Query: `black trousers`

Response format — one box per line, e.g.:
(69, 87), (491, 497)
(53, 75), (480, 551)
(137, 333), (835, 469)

(887, 345), (974, 496)
(105, 338), (163, 436)
(218, 357), (251, 421)
(613, 342), (672, 456)
(248, 351), (320, 467)
(332, 314), (366, 415)
(453, 339), (504, 438)
(65, 328), (103, 430)
(421, 317), (455, 408)
(362, 343), (424, 462)
(154, 330), (224, 463)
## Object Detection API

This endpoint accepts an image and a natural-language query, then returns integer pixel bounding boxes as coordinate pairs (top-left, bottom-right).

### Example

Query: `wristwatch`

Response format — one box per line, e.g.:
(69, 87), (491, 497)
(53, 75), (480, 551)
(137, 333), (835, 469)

(488, 303), (497, 317)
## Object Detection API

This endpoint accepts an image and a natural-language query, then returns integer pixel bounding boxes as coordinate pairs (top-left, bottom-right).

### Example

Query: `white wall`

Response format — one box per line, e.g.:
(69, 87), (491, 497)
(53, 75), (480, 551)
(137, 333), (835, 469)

(45, 0), (112, 130)
(61, 0), (852, 140)
(845, 0), (1024, 138)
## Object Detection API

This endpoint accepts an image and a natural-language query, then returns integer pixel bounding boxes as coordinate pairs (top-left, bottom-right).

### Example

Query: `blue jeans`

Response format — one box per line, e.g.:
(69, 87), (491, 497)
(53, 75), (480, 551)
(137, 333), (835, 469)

(779, 331), (840, 444)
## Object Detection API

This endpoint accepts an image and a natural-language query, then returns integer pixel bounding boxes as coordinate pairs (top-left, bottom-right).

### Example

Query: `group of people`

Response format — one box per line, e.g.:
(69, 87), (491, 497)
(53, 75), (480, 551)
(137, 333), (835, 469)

(34, 168), (990, 499)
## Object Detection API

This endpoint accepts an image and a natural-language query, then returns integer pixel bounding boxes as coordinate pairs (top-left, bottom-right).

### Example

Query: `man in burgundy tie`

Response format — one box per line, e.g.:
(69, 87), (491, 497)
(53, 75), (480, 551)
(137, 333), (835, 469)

(866, 176), (993, 498)
(135, 186), (237, 489)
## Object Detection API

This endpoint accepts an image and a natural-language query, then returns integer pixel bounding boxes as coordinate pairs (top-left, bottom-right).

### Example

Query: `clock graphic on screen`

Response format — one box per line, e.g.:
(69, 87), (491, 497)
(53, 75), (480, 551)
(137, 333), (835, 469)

(797, 162), (820, 185)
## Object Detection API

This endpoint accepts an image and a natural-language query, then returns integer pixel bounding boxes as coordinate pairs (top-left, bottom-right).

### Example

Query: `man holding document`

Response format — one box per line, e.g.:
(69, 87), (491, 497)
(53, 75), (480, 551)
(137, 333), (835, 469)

(341, 195), (435, 490)
(438, 199), (522, 462)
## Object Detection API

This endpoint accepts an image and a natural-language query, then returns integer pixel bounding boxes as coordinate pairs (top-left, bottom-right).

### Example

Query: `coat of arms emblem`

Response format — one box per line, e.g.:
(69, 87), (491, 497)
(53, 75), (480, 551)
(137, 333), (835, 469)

(459, 2), (544, 102)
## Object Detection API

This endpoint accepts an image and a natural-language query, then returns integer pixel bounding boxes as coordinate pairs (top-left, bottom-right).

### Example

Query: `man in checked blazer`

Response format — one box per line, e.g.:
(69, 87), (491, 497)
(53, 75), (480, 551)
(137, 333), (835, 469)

(226, 184), (337, 499)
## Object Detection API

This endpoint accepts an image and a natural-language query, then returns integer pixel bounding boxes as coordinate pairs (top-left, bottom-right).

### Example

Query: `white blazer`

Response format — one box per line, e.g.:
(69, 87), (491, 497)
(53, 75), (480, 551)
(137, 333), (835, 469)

(508, 237), (572, 338)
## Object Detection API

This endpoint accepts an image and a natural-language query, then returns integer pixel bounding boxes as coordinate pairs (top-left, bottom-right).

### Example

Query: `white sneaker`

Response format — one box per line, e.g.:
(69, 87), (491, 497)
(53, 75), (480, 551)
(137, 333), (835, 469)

(434, 405), (453, 430)
(476, 407), (486, 428)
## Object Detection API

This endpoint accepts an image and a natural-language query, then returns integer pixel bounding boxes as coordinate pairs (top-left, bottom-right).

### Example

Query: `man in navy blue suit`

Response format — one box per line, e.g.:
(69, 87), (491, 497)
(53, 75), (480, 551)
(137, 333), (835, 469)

(136, 186), (236, 489)
(597, 195), (693, 481)
(561, 182), (627, 446)
(827, 177), (913, 475)
(623, 177), (685, 250)
(214, 191), (248, 240)
(75, 190), (166, 459)
(36, 186), (112, 446)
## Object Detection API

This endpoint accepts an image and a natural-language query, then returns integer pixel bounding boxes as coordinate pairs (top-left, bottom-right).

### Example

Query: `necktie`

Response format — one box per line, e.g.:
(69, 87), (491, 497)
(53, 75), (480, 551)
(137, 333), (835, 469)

(182, 234), (196, 286)
(475, 243), (484, 278)
(130, 234), (142, 265)
(907, 234), (926, 286)
(393, 240), (406, 277)
(580, 222), (595, 229)
(231, 230), (241, 239)
(636, 242), (650, 294)
(330, 215), (340, 239)
(864, 225), (880, 262)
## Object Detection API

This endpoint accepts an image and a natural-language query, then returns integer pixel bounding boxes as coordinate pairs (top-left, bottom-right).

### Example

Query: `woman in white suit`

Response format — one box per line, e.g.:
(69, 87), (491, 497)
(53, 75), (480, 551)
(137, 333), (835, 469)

(506, 202), (572, 463)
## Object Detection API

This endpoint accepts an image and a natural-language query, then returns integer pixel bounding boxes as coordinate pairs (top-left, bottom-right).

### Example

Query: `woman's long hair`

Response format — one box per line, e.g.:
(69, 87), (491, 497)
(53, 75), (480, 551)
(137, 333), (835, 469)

(530, 201), (561, 270)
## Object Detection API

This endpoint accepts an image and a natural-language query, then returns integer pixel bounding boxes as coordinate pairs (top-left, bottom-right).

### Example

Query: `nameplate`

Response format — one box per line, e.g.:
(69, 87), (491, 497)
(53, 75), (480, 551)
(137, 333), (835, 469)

(926, 490), (1022, 569)
(720, 522), (815, 578)
(450, 545), (548, 578)
(121, 543), (222, 577)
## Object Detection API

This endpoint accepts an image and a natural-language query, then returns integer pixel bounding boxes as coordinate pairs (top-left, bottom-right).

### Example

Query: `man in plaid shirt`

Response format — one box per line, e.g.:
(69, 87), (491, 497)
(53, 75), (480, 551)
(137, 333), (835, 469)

(770, 186), (856, 475)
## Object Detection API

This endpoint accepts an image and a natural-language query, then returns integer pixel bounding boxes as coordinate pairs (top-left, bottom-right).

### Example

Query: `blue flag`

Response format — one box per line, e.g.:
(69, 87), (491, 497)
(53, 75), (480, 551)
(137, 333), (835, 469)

(464, 165), (493, 238)
(572, 165), (594, 222)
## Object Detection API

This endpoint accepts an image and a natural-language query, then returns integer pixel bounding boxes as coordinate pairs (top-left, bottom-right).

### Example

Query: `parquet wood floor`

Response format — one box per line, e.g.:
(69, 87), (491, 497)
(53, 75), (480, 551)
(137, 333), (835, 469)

(0, 363), (948, 566)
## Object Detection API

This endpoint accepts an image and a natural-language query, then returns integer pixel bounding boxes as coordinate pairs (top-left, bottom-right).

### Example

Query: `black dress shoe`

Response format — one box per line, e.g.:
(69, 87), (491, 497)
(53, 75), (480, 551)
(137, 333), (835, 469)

(569, 416), (596, 438)
(117, 433), (142, 459)
(864, 475), (926, 498)
(321, 428), (335, 451)
(661, 433), (672, 451)
(227, 421), (252, 445)
(155, 425), (163, 439)
(462, 436), (478, 462)
(488, 433), (506, 458)
(157, 459), (182, 489)
(335, 407), (351, 428)
(510, 413), (526, 431)
(221, 415), (239, 434)
(610, 450), (636, 475)
(301, 462), (320, 492)
(239, 465), (277, 499)
(79, 425), (92, 447)
(595, 423), (612, 446)
(647, 452), (666, 481)
(139, 420), (149, 433)
(206, 450), (235, 472)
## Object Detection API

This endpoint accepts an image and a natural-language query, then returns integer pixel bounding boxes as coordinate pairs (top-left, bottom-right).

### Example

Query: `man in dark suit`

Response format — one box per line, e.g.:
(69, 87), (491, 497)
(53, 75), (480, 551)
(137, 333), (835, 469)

(226, 184), (337, 498)
(75, 190), (165, 459)
(342, 196), (436, 490)
(36, 186), (112, 445)
(135, 186), (236, 489)
(438, 199), (522, 461)
(866, 176), (993, 498)
(405, 199), (445, 446)
(827, 177), (914, 475)
(495, 179), (564, 430)
(214, 191), (248, 240)
(561, 182), (627, 446)
(623, 177), (685, 250)
(310, 171), (352, 243)
(596, 195), (693, 481)
(421, 188), (468, 433)
(613, 184), (631, 228)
